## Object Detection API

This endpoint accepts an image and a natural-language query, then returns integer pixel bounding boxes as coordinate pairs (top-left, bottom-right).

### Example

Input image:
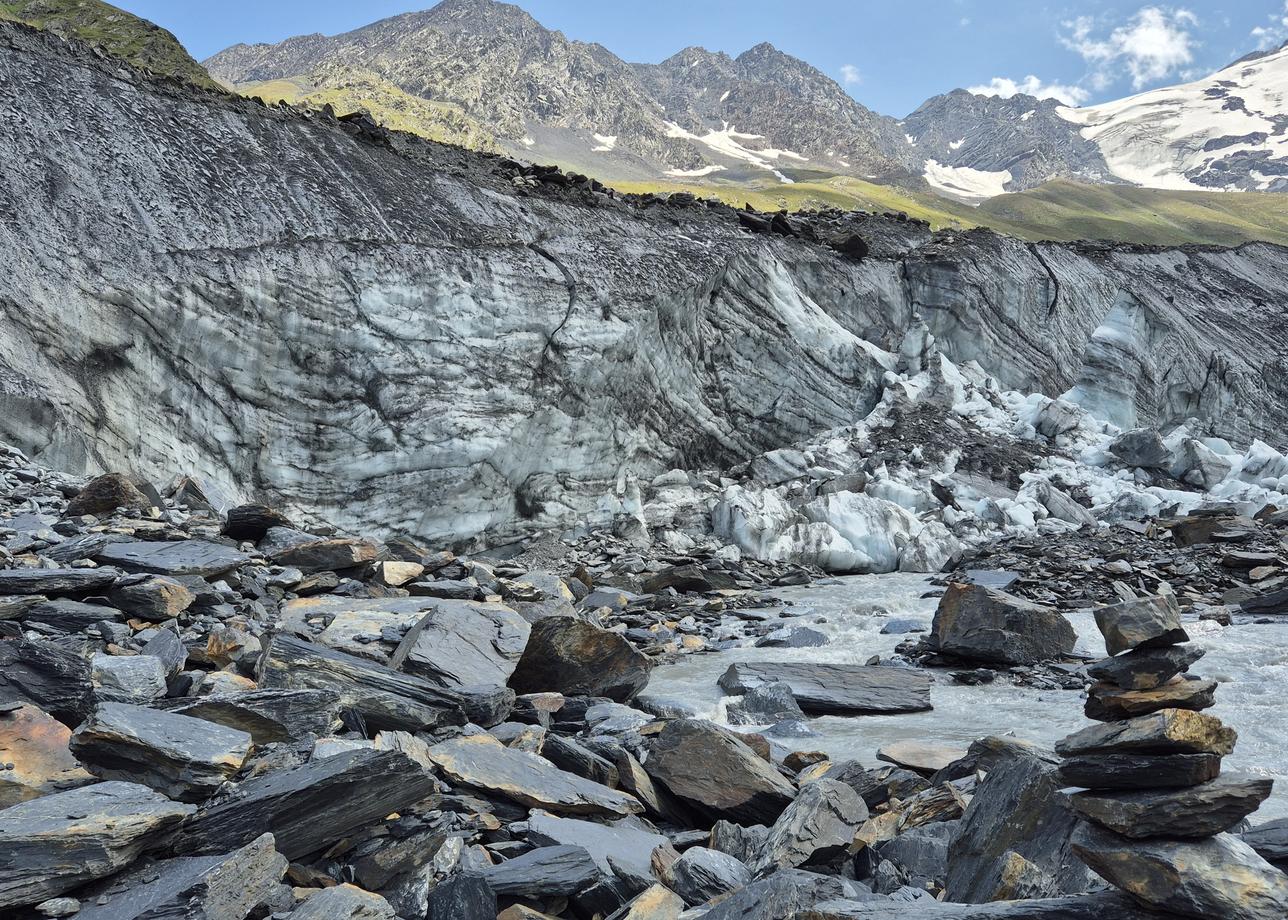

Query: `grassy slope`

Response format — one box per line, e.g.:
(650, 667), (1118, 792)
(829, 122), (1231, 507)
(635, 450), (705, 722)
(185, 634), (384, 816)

(0, 0), (220, 90)
(239, 69), (501, 153)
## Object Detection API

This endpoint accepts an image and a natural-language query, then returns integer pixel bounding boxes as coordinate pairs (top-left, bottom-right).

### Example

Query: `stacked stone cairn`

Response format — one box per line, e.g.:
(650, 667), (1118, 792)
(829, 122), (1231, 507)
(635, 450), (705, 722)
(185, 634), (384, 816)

(1055, 589), (1288, 920)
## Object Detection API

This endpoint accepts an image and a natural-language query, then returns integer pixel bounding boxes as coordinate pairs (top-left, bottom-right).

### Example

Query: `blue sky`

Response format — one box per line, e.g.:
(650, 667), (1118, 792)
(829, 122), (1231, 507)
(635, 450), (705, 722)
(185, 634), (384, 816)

(118, 1), (1288, 116)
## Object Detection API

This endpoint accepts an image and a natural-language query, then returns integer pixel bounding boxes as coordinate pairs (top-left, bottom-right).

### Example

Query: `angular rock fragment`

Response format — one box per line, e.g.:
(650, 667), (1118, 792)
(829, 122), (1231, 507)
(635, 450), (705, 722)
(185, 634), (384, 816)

(1086, 644), (1205, 690)
(527, 811), (671, 884)
(670, 846), (752, 905)
(106, 576), (194, 622)
(876, 741), (967, 776)
(0, 640), (94, 724)
(21, 599), (123, 631)
(139, 628), (187, 675)
(508, 615), (652, 703)
(483, 845), (602, 897)
(71, 832), (288, 920)
(95, 540), (250, 577)
(0, 567), (120, 596)
(1093, 594), (1187, 656)
(1083, 678), (1217, 721)
(425, 872), (495, 920)
(64, 473), (152, 518)
(164, 688), (342, 744)
(796, 891), (1169, 917)
(91, 653), (167, 705)
(1072, 824), (1288, 920)
(1058, 752), (1222, 790)
(390, 600), (529, 688)
(1108, 428), (1171, 470)
(695, 869), (856, 920)
(0, 703), (93, 807)
(929, 584), (1075, 666)
(290, 883), (396, 919)
(644, 719), (795, 825)
(1068, 773), (1273, 838)
(754, 779), (867, 874)
(177, 748), (436, 858)
(1055, 709), (1236, 758)
(718, 662), (930, 715)
(1242, 818), (1288, 871)
(612, 884), (685, 920)
(269, 536), (378, 573)
(425, 734), (642, 817)
(542, 733), (619, 787)
(727, 680), (805, 726)
(221, 503), (292, 542)
(70, 702), (252, 802)
(0, 781), (193, 908)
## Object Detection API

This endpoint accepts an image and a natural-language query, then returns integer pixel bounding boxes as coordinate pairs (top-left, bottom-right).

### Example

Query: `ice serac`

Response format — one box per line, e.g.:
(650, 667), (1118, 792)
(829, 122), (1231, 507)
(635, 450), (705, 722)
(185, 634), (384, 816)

(0, 20), (1286, 549)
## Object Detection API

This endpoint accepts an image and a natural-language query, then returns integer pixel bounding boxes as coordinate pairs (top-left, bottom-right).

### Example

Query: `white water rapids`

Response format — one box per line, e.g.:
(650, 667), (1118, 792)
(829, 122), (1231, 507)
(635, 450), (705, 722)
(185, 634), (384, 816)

(647, 573), (1288, 821)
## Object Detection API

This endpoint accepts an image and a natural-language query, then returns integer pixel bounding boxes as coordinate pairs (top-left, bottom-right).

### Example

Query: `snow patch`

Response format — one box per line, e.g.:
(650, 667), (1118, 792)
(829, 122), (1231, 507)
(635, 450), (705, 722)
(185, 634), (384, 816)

(949, 138), (966, 150)
(1021, 110), (1036, 121)
(591, 133), (617, 152)
(664, 121), (808, 172)
(720, 90), (730, 102)
(905, 133), (918, 147)
(666, 164), (727, 178)
(923, 159), (1012, 200)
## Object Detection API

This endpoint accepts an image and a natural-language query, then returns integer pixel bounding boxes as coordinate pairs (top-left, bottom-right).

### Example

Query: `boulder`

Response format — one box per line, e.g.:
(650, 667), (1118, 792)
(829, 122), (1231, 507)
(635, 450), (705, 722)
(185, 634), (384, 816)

(670, 846), (752, 905)
(1068, 774), (1274, 838)
(644, 719), (795, 825)
(0, 781), (193, 908)
(1058, 752), (1222, 790)
(945, 750), (1088, 903)
(1055, 710), (1237, 758)
(482, 845), (602, 897)
(727, 681), (806, 726)
(140, 629), (187, 675)
(106, 576), (194, 622)
(21, 599), (123, 631)
(63, 473), (153, 518)
(718, 663), (931, 715)
(268, 536), (378, 573)
(221, 503), (292, 542)
(164, 689), (342, 745)
(1108, 428), (1171, 470)
(695, 869), (857, 920)
(91, 653), (167, 705)
(797, 891), (1184, 917)
(1093, 594), (1187, 655)
(0, 704), (93, 808)
(1072, 824), (1288, 920)
(643, 564), (740, 594)
(611, 884), (685, 920)
(176, 748), (436, 859)
(754, 779), (868, 874)
(69, 832), (288, 920)
(930, 584), (1075, 666)
(390, 601), (529, 689)
(0, 640), (94, 724)
(1086, 644), (1205, 690)
(0, 568), (120, 596)
(95, 540), (250, 577)
(1242, 818), (1288, 871)
(425, 872), (495, 920)
(508, 615), (652, 703)
(754, 626), (828, 649)
(70, 702), (253, 801)
(425, 733), (642, 817)
(1084, 678), (1217, 721)
(527, 811), (672, 884)
(291, 884), (396, 920)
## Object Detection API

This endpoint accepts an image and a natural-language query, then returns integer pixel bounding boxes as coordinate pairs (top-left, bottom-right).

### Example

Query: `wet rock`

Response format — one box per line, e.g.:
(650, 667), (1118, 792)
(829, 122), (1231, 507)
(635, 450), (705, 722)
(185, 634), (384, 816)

(1086, 644), (1205, 690)
(1084, 678), (1217, 721)
(1072, 824), (1288, 920)
(718, 662), (931, 715)
(1055, 710), (1237, 757)
(1093, 594), (1187, 655)
(727, 680), (805, 726)
(70, 702), (252, 802)
(670, 846), (752, 904)
(929, 583), (1075, 666)
(0, 640), (94, 724)
(876, 741), (967, 777)
(164, 688), (342, 745)
(644, 719), (795, 825)
(106, 576), (194, 622)
(1068, 773), (1274, 838)
(258, 633), (496, 730)
(269, 535), (378, 573)
(527, 811), (672, 884)
(95, 540), (250, 577)
(425, 872), (496, 920)
(1108, 428), (1171, 470)
(508, 615), (652, 703)
(291, 884), (396, 919)
(0, 703), (93, 807)
(64, 474), (152, 518)
(91, 653), (167, 705)
(71, 832), (287, 920)
(754, 779), (868, 874)
(946, 749), (1088, 903)
(390, 601), (529, 689)
(754, 626), (828, 648)
(1057, 752), (1222, 790)
(0, 781), (193, 908)
(177, 748), (436, 858)
(0, 567), (120, 595)
(483, 844), (602, 897)
(425, 733), (642, 817)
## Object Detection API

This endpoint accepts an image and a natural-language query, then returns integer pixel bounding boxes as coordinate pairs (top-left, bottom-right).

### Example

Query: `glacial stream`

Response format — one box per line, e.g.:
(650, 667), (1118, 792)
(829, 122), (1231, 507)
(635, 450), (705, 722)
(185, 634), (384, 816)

(647, 573), (1288, 821)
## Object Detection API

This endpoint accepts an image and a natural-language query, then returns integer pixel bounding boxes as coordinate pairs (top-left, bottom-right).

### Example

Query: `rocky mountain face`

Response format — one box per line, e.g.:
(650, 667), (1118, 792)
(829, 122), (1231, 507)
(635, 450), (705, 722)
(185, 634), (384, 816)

(3, 17), (1288, 553)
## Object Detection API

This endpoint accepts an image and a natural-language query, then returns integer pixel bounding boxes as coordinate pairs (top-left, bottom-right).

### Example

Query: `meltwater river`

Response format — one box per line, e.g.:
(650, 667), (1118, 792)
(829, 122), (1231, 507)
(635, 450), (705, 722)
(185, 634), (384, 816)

(647, 574), (1288, 821)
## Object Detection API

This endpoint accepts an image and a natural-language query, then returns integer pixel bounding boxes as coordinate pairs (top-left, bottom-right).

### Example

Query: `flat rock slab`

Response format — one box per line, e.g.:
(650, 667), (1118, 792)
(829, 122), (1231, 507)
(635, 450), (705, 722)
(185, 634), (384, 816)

(930, 584), (1075, 666)
(645, 719), (795, 825)
(1092, 594), (1187, 656)
(177, 748), (436, 859)
(482, 844), (602, 897)
(0, 704), (93, 808)
(1068, 773), (1274, 839)
(1072, 825), (1288, 920)
(20, 599), (124, 631)
(1056, 709), (1236, 758)
(508, 615), (653, 703)
(391, 600), (529, 688)
(94, 540), (249, 577)
(1057, 752), (1222, 790)
(281, 596), (468, 662)
(719, 662), (931, 715)
(876, 741), (967, 776)
(426, 734), (642, 817)
(70, 702), (252, 802)
(1084, 678), (1217, 722)
(797, 891), (1181, 917)
(1243, 818), (1288, 870)
(0, 568), (121, 596)
(269, 536), (378, 574)
(1086, 644), (1204, 690)
(290, 883), (397, 919)
(527, 811), (671, 883)
(71, 832), (287, 920)
(0, 781), (193, 908)
(0, 640), (95, 724)
(164, 688), (342, 745)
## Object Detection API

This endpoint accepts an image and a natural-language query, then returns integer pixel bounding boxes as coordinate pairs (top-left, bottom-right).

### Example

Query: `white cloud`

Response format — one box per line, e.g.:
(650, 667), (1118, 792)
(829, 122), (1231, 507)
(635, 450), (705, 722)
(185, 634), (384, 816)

(1250, 1), (1288, 50)
(967, 75), (1090, 106)
(839, 64), (862, 85)
(960, 17), (971, 27)
(1060, 7), (1199, 90)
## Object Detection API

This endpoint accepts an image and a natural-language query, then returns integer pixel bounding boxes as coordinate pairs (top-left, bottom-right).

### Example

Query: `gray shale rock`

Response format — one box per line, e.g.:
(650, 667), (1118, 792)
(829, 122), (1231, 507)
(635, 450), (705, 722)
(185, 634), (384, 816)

(1055, 709), (1237, 757)
(163, 689), (343, 745)
(929, 583), (1076, 666)
(727, 680), (806, 725)
(527, 811), (673, 885)
(1067, 773), (1274, 838)
(1242, 817), (1288, 871)
(1086, 643), (1204, 690)
(670, 846), (753, 905)
(425, 872), (495, 920)
(0, 639), (94, 723)
(0, 567), (121, 596)
(482, 844), (603, 897)
(718, 662), (931, 715)
(754, 778), (868, 874)
(290, 884), (397, 919)
(507, 614), (653, 703)
(1092, 593), (1187, 655)
(94, 540), (250, 578)
(390, 600), (530, 689)
(1057, 751), (1222, 790)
